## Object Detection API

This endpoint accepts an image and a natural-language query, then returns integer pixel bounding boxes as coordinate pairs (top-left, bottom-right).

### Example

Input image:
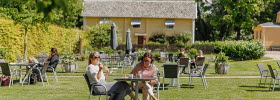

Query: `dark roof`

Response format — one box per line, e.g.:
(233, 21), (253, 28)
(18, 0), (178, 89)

(82, 0), (197, 19)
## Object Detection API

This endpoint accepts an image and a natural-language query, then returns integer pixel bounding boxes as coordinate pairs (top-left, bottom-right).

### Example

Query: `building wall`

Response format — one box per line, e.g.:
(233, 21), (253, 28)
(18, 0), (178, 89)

(84, 17), (193, 44)
(277, 12), (280, 23)
(265, 28), (280, 49)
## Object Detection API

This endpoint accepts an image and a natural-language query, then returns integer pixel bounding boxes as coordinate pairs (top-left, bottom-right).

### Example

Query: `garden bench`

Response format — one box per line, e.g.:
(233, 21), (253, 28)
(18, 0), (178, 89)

(271, 46), (280, 51)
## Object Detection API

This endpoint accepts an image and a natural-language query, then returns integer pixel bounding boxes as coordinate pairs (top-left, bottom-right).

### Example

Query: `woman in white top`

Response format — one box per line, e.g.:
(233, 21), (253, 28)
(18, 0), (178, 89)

(86, 52), (135, 100)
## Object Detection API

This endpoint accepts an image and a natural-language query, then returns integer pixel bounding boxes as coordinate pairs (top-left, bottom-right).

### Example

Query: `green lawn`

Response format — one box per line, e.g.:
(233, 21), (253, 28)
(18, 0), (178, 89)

(1, 77), (279, 99)
(2, 55), (280, 100)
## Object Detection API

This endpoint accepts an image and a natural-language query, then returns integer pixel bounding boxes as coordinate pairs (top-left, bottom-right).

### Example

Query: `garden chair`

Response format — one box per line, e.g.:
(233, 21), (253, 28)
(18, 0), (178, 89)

(277, 62), (280, 68)
(207, 56), (217, 63)
(189, 64), (209, 89)
(179, 57), (190, 74)
(267, 65), (280, 91)
(193, 57), (205, 71)
(162, 64), (180, 90)
(21, 64), (45, 86)
(0, 62), (22, 88)
(159, 52), (168, 62)
(0, 59), (6, 62)
(47, 61), (58, 82)
(83, 74), (108, 100)
(257, 63), (270, 86)
(168, 53), (174, 62)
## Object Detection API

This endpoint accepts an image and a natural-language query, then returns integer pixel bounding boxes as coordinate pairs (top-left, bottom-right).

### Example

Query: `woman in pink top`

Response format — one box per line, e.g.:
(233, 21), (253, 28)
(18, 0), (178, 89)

(131, 53), (157, 100)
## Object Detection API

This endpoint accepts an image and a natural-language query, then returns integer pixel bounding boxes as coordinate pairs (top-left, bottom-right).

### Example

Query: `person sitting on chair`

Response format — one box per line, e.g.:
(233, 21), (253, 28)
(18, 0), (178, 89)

(46, 48), (59, 71)
(177, 48), (187, 59)
(86, 51), (135, 100)
(195, 50), (204, 65)
(131, 53), (158, 100)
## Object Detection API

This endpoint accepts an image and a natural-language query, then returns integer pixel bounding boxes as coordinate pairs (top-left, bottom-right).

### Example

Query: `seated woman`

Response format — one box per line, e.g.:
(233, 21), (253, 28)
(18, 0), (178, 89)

(191, 50), (204, 70)
(195, 50), (204, 65)
(177, 48), (187, 59)
(86, 51), (135, 100)
(131, 53), (158, 100)
(46, 48), (59, 71)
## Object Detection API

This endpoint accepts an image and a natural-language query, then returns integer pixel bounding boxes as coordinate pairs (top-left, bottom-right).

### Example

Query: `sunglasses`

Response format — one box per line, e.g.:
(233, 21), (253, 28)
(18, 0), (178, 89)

(94, 56), (100, 59)
(144, 60), (151, 63)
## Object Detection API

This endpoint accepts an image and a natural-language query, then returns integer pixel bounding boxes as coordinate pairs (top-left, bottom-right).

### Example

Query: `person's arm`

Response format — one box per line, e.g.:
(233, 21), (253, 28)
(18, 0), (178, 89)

(148, 65), (158, 86)
(103, 66), (109, 79)
(96, 63), (104, 80)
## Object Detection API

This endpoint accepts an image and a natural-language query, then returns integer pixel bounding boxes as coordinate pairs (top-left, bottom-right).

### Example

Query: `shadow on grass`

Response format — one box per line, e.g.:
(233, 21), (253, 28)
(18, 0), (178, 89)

(159, 84), (194, 89)
(239, 85), (273, 92)
(239, 85), (267, 88)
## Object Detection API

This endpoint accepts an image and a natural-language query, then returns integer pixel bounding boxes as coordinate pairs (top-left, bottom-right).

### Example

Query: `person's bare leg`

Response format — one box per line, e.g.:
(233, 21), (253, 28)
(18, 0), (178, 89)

(142, 87), (149, 100)
(128, 92), (135, 100)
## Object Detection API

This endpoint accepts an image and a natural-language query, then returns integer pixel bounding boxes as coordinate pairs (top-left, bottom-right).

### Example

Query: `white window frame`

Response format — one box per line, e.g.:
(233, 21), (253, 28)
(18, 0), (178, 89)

(165, 19), (175, 29)
(99, 18), (110, 24)
(131, 19), (141, 29)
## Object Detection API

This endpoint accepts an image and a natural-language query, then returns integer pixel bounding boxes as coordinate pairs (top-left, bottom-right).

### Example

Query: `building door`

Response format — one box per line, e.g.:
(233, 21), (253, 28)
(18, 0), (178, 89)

(138, 36), (144, 45)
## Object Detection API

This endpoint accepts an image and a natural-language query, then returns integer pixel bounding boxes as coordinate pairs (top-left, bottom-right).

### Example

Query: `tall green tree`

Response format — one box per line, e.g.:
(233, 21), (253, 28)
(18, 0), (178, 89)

(197, 0), (274, 41)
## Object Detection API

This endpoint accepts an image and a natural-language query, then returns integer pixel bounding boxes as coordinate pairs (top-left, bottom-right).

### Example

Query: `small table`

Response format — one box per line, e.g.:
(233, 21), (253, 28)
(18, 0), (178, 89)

(9, 63), (36, 83)
(114, 77), (156, 100)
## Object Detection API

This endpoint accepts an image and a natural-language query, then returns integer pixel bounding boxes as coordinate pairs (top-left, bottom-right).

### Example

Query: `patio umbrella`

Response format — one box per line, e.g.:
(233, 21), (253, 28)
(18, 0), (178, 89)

(110, 23), (118, 50)
(126, 29), (133, 54)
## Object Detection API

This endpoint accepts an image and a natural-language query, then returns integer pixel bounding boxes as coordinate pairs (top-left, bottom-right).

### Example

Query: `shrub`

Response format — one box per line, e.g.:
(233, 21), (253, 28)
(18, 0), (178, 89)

(87, 23), (111, 48)
(215, 40), (265, 60)
(149, 33), (166, 44)
(194, 40), (265, 60)
(188, 48), (198, 59)
(215, 52), (229, 74)
(0, 18), (86, 62)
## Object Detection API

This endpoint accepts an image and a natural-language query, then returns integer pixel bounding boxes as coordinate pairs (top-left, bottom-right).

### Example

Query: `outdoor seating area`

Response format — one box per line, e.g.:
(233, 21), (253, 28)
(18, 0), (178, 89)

(1, 53), (280, 99)
(1, 0), (280, 99)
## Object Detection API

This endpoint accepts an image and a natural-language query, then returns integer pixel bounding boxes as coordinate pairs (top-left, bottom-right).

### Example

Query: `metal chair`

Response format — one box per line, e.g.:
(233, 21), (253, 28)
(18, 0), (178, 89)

(0, 62), (22, 88)
(189, 64), (209, 89)
(47, 62), (58, 82)
(83, 74), (108, 100)
(267, 65), (280, 91)
(193, 57), (205, 71)
(257, 63), (270, 86)
(179, 57), (190, 74)
(159, 52), (168, 62)
(162, 64), (180, 90)
(21, 64), (43, 86)
(277, 62), (280, 68)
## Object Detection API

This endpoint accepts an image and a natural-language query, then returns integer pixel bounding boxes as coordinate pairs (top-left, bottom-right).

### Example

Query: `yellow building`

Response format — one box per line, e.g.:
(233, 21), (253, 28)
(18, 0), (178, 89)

(82, 0), (197, 45)
(253, 11), (280, 50)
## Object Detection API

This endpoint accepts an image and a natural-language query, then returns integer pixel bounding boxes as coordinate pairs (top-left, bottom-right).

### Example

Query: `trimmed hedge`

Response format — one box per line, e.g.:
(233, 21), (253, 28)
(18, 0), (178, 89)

(194, 41), (265, 60)
(0, 18), (86, 62)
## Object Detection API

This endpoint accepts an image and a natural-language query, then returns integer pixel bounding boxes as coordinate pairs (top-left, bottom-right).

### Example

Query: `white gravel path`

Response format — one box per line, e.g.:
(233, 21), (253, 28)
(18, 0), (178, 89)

(264, 51), (280, 60)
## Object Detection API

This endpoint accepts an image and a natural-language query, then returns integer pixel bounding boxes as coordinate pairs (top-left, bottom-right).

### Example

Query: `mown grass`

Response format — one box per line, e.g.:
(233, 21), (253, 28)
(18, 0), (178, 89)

(53, 55), (279, 77)
(2, 55), (280, 100)
(1, 77), (280, 100)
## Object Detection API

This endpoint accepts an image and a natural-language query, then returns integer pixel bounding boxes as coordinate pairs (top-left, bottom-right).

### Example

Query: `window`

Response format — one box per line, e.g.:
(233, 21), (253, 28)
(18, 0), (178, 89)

(99, 18), (110, 24)
(165, 19), (175, 29)
(131, 19), (141, 29)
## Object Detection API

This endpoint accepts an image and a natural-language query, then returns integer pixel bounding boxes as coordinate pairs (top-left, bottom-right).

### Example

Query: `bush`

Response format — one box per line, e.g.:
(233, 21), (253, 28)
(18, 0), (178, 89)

(215, 52), (229, 74)
(215, 40), (265, 60)
(193, 40), (265, 60)
(188, 48), (198, 59)
(149, 33), (166, 44)
(0, 18), (86, 62)
(87, 23), (111, 48)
